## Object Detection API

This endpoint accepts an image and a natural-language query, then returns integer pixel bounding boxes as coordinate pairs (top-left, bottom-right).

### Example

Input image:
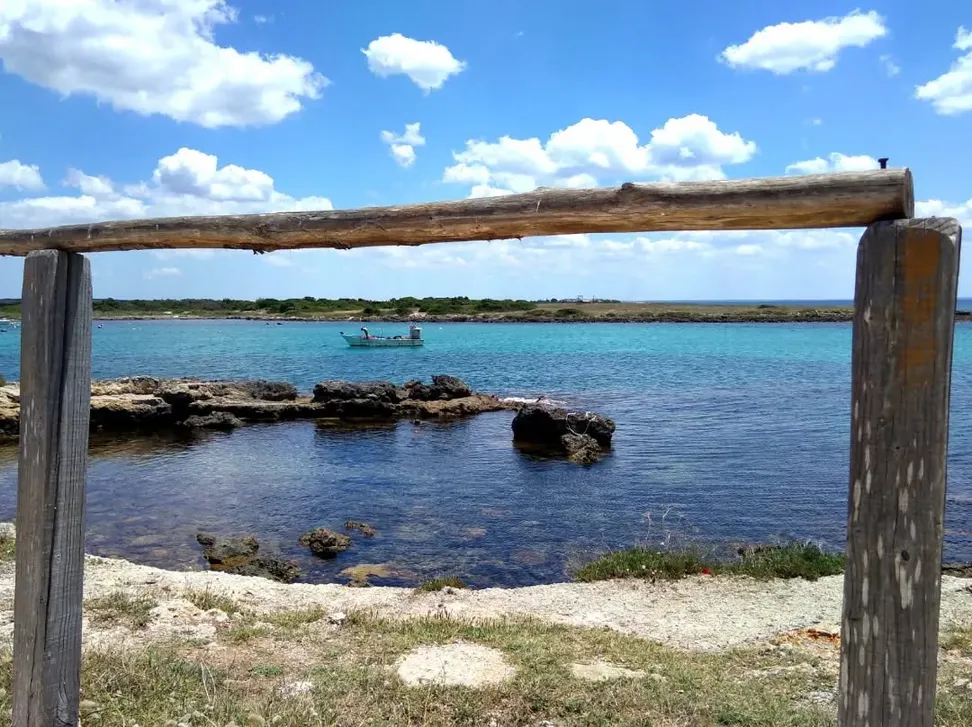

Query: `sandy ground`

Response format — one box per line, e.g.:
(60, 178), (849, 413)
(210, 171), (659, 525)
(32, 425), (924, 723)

(0, 554), (969, 652)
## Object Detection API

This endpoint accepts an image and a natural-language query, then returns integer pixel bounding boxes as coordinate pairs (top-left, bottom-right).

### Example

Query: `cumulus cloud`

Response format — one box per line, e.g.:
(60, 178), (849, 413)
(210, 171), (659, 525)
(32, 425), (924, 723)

(362, 33), (465, 92)
(0, 159), (44, 190)
(785, 152), (879, 175)
(916, 198), (972, 228)
(443, 114), (756, 197)
(916, 27), (972, 115)
(720, 10), (887, 74)
(380, 122), (426, 167)
(0, 0), (326, 127)
(0, 148), (333, 230)
(880, 54), (901, 77)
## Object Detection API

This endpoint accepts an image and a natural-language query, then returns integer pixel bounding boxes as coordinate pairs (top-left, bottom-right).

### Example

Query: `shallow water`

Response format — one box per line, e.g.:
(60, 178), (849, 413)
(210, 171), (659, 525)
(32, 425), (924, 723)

(0, 319), (969, 586)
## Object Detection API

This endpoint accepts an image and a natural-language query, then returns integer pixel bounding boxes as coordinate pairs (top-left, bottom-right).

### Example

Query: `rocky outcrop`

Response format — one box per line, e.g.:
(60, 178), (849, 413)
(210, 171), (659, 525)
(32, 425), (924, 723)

(0, 375), (512, 437)
(512, 405), (615, 463)
(195, 532), (301, 583)
(299, 528), (352, 558)
(561, 433), (602, 465)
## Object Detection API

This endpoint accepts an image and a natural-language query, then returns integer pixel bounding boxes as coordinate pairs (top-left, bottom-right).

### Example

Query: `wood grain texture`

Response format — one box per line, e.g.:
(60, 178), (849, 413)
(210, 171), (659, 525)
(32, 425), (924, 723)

(13, 251), (93, 727)
(0, 170), (913, 255)
(837, 218), (962, 727)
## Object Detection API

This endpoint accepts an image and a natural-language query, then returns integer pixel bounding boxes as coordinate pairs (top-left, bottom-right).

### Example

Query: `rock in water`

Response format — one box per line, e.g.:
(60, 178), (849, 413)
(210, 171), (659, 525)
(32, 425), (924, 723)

(312, 381), (403, 404)
(195, 533), (300, 582)
(226, 555), (301, 583)
(511, 404), (615, 463)
(345, 520), (377, 537)
(299, 528), (352, 557)
(405, 375), (473, 401)
(561, 433), (601, 465)
(196, 533), (259, 568)
(181, 411), (243, 430)
(239, 380), (298, 401)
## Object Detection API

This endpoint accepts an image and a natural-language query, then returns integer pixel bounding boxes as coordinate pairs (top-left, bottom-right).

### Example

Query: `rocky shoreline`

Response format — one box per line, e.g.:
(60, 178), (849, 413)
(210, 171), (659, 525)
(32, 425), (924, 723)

(0, 375), (514, 438)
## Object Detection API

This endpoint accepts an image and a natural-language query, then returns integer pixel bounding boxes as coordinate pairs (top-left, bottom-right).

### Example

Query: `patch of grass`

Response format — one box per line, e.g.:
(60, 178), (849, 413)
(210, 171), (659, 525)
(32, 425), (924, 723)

(86, 591), (158, 630)
(262, 606), (326, 632)
(415, 576), (468, 593)
(0, 535), (15, 563)
(0, 610), (968, 726)
(941, 623), (972, 657)
(184, 587), (242, 615)
(575, 542), (845, 583)
(221, 622), (269, 645)
(250, 664), (284, 677)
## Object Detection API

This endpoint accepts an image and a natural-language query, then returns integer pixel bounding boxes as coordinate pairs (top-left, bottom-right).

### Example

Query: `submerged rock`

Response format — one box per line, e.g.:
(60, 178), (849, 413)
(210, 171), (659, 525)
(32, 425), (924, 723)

(196, 533), (259, 568)
(299, 528), (352, 558)
(225, 555), (301, 583)
(512, 404), (615, 463)
(345, 521), (377, 537)
(195, 532), (300, 583)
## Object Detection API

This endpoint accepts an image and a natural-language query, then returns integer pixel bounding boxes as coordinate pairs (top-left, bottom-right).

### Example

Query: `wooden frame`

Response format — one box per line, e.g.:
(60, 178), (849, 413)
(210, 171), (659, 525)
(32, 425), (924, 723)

(4, 171), (962, 727)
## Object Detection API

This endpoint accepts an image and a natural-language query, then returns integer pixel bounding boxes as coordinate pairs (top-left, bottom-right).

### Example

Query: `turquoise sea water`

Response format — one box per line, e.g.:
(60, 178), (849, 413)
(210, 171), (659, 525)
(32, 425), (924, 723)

(0, 320), (969, 586)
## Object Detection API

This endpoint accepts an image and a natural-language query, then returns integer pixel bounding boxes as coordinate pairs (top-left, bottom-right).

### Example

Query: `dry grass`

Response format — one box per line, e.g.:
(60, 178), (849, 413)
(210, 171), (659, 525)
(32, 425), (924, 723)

(86, 591), (158, 630)
(184, 587), (242, 615)
(4, 599), (967, 727)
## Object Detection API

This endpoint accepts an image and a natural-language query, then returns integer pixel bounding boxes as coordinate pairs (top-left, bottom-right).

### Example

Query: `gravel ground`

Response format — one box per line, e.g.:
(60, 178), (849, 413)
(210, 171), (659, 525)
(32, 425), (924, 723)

(1, 555), (969, 651)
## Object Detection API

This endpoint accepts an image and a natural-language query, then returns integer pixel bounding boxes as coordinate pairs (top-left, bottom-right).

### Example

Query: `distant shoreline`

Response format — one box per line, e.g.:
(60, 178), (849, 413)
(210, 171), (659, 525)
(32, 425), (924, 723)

(4, 301), (971, 324)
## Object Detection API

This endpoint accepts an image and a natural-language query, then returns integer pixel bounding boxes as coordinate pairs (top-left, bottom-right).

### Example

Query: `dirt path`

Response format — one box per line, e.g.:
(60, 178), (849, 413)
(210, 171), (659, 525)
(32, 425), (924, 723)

(0, 555), (969, 651)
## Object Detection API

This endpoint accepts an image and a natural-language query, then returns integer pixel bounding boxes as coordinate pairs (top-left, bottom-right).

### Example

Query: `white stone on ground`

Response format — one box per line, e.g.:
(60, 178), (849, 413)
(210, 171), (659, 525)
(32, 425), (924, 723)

(396, 642), (515, 687)
(570, 661), (646, 682)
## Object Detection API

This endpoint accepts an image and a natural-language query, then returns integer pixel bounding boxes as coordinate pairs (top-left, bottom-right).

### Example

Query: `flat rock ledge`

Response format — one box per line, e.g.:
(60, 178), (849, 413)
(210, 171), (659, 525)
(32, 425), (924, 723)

(0, 374), (513, 437)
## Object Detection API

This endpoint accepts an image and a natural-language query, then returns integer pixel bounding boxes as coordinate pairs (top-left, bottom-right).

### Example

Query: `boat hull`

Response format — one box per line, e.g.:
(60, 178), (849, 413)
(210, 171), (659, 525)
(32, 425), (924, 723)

(342, 335), (423, 347)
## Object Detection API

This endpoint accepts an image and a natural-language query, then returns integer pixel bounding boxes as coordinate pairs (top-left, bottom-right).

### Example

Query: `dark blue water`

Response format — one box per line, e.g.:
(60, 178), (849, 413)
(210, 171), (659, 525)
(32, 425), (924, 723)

(0, 320), (969, 587)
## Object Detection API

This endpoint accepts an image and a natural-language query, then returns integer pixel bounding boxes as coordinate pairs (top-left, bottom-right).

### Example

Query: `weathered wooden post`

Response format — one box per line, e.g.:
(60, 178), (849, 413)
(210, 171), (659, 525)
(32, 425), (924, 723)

(838, 218), (962, 726)
(13, 251), (93, 727)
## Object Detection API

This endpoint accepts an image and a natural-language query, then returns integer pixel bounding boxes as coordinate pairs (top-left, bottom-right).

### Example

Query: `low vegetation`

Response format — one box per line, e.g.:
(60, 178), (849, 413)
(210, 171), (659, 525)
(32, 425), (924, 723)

(184, 587), (241, 615)
(416, 576), (468, 593)
(0, 607), (967, 726)
(574, 542), (846, 583)
(86, 591), (158, 630)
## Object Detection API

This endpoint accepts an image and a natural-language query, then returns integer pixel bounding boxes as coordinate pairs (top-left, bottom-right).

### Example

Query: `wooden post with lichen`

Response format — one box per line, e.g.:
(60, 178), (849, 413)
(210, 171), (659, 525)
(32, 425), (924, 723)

(12, 250), (93, 727)
(838, 218), (962, 726)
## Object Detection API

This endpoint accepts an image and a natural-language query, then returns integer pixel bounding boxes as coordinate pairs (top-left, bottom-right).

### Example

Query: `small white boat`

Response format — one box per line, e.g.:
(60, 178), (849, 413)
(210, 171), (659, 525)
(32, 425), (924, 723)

(340, 325), (424, 347)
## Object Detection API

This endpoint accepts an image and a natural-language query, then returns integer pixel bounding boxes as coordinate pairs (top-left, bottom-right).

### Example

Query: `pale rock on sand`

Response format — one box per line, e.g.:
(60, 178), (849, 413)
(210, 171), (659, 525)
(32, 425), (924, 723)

(396, 642), (515, 687)
(570, 661), (647, 681)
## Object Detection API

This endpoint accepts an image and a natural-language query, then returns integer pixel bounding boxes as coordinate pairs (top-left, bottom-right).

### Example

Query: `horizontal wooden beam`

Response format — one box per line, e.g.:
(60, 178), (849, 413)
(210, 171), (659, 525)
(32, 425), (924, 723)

(0, 170), (913, 256)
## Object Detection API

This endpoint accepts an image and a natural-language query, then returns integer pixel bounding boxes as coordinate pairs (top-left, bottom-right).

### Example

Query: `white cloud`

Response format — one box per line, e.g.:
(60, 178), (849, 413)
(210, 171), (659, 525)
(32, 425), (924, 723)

(735, 244), (763, 256)
(253, 14), (272, 24)
(0, 159), (44, 190)
(362, 33), (465, 92)
(0, 0), (326, 128)
(880, 54), (901, 77)
(720, 10), (887, 74)
(785, 152), (879, 175)
(146, 267), (181, 278)
(916, 27), (972, 115)
(443, 114), (756, 197)
(916, 198), (972, 228)
(380, 122), (426, 167)
(0, 148), (333, 230)
(64, 168), (113, 196)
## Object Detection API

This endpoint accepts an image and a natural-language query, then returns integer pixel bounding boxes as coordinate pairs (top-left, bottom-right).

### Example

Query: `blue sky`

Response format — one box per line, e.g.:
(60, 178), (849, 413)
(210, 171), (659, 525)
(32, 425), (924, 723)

(0, 0), (970, 301)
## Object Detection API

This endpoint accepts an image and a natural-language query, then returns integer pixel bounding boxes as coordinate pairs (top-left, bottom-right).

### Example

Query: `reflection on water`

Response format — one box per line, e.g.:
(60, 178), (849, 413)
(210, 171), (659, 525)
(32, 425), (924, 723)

(0, 320), (970, 585)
